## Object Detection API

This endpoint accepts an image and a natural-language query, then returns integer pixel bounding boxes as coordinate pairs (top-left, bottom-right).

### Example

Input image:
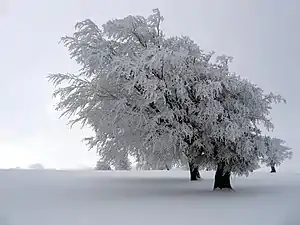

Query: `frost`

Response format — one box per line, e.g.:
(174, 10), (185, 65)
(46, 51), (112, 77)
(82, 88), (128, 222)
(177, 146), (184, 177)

(48, 9), (291, 179)
(95, 160), (112, 171)
(262, 137), (292, 167)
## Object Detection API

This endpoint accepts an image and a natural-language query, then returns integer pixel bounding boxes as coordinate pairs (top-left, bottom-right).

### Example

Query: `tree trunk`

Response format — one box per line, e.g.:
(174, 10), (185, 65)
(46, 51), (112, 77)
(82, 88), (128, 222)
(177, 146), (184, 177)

(213, 162), (232, 190)
(189, 162), (201, 181)
(166, 164), (170, 171)
(270, 166), (276, 173)
(270, 161), (276, 173)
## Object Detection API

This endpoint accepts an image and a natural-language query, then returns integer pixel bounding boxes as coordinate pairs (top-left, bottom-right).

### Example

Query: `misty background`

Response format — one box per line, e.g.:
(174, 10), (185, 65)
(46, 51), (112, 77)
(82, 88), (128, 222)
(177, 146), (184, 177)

(0, 0), (299, 170)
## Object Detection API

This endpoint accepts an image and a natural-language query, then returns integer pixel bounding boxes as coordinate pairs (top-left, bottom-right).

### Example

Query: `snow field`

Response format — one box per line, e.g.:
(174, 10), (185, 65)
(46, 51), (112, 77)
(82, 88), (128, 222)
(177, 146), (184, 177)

(0, 170), (299, 225)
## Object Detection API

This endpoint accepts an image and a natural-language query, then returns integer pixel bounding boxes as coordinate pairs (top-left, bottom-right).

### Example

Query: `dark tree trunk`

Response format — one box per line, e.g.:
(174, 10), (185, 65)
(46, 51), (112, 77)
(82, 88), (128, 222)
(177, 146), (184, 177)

(189, 162), (201, 181)
(270, 166), (276, 173)
(166, 164), (170, 171)
(270, 161), (276, 173)
(213, 162), (232, 190)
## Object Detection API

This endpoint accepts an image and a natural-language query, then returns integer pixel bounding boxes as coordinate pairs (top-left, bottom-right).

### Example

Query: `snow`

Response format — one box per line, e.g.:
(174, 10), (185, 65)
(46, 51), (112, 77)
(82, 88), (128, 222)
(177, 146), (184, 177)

(0, 170), (299, 225)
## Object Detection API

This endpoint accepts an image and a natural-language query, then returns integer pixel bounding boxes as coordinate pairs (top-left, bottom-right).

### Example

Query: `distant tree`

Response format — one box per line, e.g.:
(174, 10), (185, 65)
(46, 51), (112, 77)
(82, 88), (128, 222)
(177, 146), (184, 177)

(136, 160), (170, 170)
(113, 151), (132, 170)
(95, 161), (112, 170)
(262, 137), (292, 173)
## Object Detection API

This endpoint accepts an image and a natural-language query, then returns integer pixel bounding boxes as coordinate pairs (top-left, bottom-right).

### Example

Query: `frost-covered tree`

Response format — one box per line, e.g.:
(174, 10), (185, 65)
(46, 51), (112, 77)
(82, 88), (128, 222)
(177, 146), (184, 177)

(95, 160), (112, 170)
(48, 8), (210, 179)
(48, 8), (287, 190)
(136, 159), (171, 170)
(262, 137), (292, 173)
(201, 74), (287, 189)
(112, 150), (132, 170)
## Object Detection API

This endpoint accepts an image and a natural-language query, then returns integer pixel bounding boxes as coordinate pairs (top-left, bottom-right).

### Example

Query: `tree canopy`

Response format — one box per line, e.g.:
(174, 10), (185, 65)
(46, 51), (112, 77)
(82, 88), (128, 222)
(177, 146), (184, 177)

(48, 9), (291, 188)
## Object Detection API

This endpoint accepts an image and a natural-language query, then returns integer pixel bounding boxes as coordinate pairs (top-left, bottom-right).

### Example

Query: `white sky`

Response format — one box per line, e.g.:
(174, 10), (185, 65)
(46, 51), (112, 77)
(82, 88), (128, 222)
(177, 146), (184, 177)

(0, 0), (299, 170)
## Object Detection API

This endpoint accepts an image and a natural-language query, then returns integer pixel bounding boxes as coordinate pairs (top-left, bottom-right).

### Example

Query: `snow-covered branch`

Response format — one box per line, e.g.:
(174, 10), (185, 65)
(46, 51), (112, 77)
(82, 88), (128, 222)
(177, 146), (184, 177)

(48, 8), (290, 182)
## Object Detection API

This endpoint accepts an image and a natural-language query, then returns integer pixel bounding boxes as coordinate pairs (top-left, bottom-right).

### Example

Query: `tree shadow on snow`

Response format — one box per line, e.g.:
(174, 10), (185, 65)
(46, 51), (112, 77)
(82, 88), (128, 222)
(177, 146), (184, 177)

(91, 176), (286, 201)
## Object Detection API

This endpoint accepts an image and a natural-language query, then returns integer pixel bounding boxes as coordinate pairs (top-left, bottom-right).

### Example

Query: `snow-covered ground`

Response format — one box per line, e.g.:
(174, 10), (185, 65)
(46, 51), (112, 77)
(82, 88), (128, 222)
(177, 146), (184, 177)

(0, 169), (299, 225)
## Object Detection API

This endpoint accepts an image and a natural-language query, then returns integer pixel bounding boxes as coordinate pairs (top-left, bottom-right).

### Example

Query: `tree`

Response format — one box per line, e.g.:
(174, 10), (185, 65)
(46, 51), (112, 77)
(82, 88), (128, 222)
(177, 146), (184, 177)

(48, 9), (211, 180)
(262, 137), (292, 173)
(112, 150), (132, 170)
(202, 73), (287, 189)
(135, 153), (172, 170)
(48, 8), (288, 190)
(95, 160), (112, 170)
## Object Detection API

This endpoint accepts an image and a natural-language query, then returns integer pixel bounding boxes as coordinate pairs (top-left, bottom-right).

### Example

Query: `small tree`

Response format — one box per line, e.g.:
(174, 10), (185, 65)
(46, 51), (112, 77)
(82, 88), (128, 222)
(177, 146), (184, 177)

(136, 156), (171, 170)
(262, 137), (292, 173)
(95, 160), (112, 170)
(113, 151), (132, 170)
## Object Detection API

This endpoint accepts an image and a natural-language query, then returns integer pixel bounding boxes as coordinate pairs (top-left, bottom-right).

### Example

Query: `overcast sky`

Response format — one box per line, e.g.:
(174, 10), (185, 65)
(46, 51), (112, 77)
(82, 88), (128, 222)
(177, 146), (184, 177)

(0, 0), (299, 170)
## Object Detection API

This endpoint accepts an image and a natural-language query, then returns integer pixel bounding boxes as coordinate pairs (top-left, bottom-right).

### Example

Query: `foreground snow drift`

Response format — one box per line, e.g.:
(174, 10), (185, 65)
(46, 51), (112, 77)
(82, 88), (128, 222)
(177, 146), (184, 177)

(0, 170), (299, 225)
